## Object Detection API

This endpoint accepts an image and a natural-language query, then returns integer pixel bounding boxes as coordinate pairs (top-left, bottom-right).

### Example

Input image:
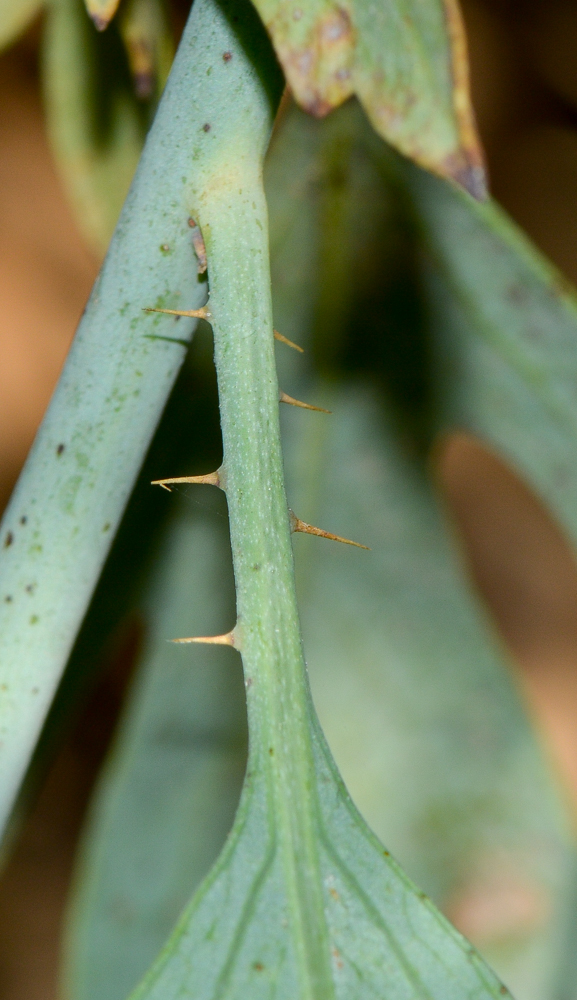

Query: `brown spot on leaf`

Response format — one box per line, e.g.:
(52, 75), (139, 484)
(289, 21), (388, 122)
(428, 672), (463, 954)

(4, 532), (13, 548)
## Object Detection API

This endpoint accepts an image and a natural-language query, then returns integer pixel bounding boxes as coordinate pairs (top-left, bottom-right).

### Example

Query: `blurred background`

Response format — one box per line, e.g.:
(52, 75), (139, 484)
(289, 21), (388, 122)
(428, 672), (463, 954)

(1, 0), (577, 995)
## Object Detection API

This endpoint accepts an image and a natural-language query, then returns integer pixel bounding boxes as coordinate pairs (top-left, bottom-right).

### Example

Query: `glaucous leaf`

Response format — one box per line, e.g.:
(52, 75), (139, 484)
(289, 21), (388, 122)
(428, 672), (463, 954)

(64, 492), (247, 1000)
(0, 0), (227, 842)
(270, 99), (577, 999)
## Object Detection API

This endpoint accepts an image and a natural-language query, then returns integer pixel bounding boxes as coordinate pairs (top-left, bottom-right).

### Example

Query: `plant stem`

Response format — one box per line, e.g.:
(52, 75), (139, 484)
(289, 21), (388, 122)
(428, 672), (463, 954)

(195, 175), (335, 1000)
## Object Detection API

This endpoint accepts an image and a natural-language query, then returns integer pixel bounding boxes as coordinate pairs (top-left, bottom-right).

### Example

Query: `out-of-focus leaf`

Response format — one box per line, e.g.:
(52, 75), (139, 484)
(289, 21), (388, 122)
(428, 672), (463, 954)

(251, 0), (485, 195)
(0, 0), (43, 50)
(64, 491), (247, 1000)
(82, 0), (117, 33)
(268, 99), (577, 1000)
(283, 384), (575, 1000)
(42, 0), (155, 253)
(406, 167), (577, 552)
(119, 0), (174, 100)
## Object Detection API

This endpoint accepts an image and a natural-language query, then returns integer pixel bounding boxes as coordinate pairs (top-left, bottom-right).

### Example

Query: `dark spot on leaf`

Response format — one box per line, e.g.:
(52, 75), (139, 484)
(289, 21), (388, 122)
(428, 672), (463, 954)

(4, 596), (12, 602)
(223, 51), (232, 61)
(20, 516), (27, 525)
(30, 615), (38, 625)
(0, 684), (7, 690)
(383, 849), (390, 857)
(56, 443), (65, 456)
(500, 989), (508, 996)
(268, 747), (274, 755)
(25, 584), (35, 594)
(4, 532), (13, 548)
(253, 962), (264, 972)
(245, 677), (253, 688)
(202, 123), (211, 132)
(103, 523), (111, 532)
(31, 687), (38, 695)
(252, 563), (261, 571)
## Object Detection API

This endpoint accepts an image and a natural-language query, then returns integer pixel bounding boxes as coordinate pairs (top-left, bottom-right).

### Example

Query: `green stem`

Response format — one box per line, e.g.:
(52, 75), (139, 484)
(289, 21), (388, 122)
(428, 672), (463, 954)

(193, 121), (335, 1000)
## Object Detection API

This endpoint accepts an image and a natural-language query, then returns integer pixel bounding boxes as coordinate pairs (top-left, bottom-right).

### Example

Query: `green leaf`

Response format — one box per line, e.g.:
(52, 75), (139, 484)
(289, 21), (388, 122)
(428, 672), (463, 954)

(42, 0), (159, 253)
(64, 491), (247, 1000)
(406, 167), (577, 551)
(267, 99), (577, 999)
(250, 0), (485, 195)
(106, 0), (511, 993)
(0, 0), (262, 841)
(0, 0), (43, 50)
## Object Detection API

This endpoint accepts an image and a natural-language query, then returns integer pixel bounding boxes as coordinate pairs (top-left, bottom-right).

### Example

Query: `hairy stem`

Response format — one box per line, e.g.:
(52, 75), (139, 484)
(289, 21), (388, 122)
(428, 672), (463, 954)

(200, 199), (334, 997)
(180, 2), (334, 990)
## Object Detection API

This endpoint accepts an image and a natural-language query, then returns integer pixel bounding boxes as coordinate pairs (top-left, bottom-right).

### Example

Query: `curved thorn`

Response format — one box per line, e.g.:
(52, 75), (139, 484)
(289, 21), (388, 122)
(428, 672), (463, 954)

(143, 305), (211, 320)
(151, 470), (221, 491)
(274, 329), (304, 353)
(289, 510), (369, 550)
(279, 391), (331, 414)
(171, 630), (236, 647)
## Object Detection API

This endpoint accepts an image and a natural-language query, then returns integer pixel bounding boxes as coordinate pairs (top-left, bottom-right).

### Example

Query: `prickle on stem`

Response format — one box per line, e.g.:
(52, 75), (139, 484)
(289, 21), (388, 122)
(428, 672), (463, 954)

(172, 629), (237, 647)
(289, 510), (369, 550)
(274, 330), (304, 352)
(151, 470), (222, 491)
(143, 305), (212, 320)
(279, 391), (331, 414)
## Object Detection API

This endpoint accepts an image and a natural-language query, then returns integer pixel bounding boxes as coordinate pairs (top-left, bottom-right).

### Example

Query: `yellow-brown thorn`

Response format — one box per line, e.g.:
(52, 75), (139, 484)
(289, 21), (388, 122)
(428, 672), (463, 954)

(274, 330), (304, 353)
(289, 510), (369, 550)
(143, 305), (212, 320)
(151, 470), (221, 492)
(172, 630), (236, 647)
(279, 391), (331, 414)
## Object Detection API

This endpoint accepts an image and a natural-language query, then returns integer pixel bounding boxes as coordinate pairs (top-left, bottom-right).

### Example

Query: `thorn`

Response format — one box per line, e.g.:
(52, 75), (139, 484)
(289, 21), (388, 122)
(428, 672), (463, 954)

(289, 510), (369, 550)
(151, 470), (221, 491)
(279, 391), (331, 414)
(172, 630), (236, 647)
(143, 305), (211, 320)
(274, 330), (304, 353)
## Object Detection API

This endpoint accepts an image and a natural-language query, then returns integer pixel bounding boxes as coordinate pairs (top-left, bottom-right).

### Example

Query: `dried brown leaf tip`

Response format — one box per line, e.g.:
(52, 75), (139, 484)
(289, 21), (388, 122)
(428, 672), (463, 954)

(85, 0), (122, 30)
(289, 509), (369, 549)
(253, 0), (486, 196)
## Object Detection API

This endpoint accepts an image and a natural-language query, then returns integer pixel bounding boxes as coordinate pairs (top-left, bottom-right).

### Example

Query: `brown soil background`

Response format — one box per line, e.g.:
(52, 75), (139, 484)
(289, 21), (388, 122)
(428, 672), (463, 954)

(1, 1), (577, 995)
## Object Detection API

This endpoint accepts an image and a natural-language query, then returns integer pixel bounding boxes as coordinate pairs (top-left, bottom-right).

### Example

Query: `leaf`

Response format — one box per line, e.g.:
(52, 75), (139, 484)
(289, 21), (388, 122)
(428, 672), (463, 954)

(105, 2), (512, 988)
(119, 0), (174, 100)
(42, 0), (158, 254)
(0, 0), (268, 841)
(267, 99), (577, 999)
(82, 0), (118, 33)
(405, 166), (577, 553)
(0, 0), (43, 50)
(250, 0), (485, 195)
(64, 492), (247, 1000)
